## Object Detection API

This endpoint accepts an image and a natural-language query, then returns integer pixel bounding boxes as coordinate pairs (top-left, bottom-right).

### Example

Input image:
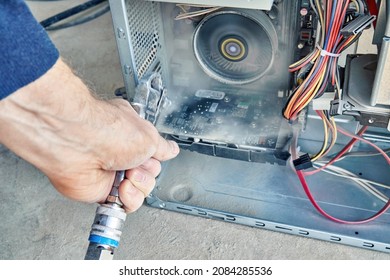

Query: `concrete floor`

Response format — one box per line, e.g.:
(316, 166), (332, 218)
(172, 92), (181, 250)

(1, 0), (389, 260)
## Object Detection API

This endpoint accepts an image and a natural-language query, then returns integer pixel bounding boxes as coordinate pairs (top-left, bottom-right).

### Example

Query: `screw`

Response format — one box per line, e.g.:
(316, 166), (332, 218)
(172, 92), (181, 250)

(268, 139), (276, 146)
(368, 118), (375, 124)
(343, 103), (351, 110)
(124, 65), (131, 75)
(117, 28), (126, 39)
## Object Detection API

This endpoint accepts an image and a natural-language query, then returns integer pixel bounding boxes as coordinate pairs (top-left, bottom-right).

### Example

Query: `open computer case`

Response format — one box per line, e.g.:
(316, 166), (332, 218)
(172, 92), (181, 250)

(108, 0), (390, 253)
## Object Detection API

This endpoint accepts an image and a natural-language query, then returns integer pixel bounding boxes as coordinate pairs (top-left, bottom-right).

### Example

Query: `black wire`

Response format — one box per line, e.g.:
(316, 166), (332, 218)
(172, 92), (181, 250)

(45, 4), (110, 30)
(40, 0), (108, 29)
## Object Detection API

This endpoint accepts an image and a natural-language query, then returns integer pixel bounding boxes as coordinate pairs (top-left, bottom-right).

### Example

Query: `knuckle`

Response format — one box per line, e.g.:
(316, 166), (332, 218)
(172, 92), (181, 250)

(110, 98), (130, 108)
(124, 198), (143, 213)
(119, 181), (144, 213)
(141, 158), (161, 175)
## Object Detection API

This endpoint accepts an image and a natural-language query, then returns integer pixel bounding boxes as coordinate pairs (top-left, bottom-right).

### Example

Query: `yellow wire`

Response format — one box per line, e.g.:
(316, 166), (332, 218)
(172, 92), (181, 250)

(312, 111), (339, 162)
(284, 55), (322, 118)
(291, 66), (327, 117)
(175, 6), (221, 20)
(315, 0), (325, 46)
(289, 37), (322, 70)
(289, 49), (316, 69)
(285, 0), (328, 120)
(329, 116), (338, 149)
(290, 0), (324, 70)
(312, 111), (329, 161)
(319, 114), (338, 160)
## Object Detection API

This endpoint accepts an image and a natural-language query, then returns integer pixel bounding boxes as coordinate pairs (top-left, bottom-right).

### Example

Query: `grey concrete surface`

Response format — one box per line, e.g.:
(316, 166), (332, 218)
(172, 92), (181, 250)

(0, 0), (389, 260)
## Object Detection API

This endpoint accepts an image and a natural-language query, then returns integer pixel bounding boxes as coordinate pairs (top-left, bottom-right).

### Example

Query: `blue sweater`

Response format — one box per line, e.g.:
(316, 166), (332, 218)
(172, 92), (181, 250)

(0, 0), (59, 99)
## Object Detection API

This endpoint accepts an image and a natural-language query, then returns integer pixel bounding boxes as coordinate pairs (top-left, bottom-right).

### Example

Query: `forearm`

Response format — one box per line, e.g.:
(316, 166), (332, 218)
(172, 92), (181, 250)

(0, 58), (96, 177)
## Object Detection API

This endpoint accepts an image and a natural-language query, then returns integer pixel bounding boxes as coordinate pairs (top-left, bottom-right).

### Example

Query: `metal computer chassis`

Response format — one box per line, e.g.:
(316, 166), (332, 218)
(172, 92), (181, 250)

(147, 114), (390, 254)
(109, 0), (390, 253)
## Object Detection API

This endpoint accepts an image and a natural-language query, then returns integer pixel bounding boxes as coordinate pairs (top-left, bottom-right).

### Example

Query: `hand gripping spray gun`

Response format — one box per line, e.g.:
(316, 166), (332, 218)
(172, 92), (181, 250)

(84, 73), (166, 260)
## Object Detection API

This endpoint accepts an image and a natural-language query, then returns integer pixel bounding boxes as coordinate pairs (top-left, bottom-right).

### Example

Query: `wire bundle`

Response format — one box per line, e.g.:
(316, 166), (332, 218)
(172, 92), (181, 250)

(285, 0), (390, 224)
(283, 0), (364, 121)
(175, 4), (221, 20)
(296, 126), (390, 224)
(310, 110), (338, 162)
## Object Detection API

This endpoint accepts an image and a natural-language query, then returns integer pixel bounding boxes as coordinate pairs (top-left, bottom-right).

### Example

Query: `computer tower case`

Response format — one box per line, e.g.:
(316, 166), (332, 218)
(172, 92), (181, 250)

(109, 0), (390, 253)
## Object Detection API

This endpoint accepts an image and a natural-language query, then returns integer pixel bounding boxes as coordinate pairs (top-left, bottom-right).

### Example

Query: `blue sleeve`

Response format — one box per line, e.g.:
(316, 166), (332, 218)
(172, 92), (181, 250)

(0, 0), (60, 99)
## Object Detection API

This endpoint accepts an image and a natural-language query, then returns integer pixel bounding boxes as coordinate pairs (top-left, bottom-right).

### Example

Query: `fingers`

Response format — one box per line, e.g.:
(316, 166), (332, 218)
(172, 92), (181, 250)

(139, 158), (161, 177)
(119, 160), (160, 213)
(125, 167), (156, 197)
(118, 179), (145, 213)
(118, 170), (156, 213)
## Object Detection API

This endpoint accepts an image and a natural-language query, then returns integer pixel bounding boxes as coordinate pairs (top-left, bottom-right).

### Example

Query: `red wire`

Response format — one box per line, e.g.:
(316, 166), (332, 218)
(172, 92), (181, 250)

(297, 125), (390, 224)
(288, 51), (317, 73)
(326, 0), (332, 36)
(304, 126), (368, 176)
(289, 56), (330, 120)
(286, 1), (351, 120)
(296, 170), (390, 224)
(330, 36), (344, 85)
(338, 126), (390, 164)
(327, 1), (341, 50)
(328, 1), (349, 52)
(366, 0), (378, 28)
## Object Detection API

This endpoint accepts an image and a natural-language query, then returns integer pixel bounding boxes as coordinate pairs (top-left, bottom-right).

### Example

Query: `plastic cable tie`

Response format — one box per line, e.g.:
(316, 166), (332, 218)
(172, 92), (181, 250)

(316, 44), (341, 58)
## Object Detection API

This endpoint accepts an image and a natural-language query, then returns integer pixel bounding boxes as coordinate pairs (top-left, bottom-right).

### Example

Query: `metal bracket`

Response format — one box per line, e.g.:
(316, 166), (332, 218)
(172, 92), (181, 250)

(132, 72), (167, 124)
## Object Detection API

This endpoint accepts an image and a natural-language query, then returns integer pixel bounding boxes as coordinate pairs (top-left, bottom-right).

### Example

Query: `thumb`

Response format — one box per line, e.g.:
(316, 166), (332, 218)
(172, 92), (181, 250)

(152, 137), (180, 162)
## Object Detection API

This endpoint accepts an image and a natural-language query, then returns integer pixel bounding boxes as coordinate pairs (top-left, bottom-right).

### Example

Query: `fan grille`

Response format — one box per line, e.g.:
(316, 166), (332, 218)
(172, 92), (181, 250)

(193, 11), (277, 85)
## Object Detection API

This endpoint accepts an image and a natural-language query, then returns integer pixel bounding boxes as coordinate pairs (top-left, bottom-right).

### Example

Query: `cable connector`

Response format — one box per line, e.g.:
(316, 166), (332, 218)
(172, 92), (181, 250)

(293, 153), (313, 171)
(341, 14), (376, 36)
(329, 99), (348, 116)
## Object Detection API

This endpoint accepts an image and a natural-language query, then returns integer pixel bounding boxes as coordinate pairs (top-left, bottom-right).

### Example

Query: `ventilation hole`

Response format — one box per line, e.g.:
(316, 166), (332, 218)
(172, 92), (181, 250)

(126, 0), (160, 79)
(208, 214), (225, 221)
(359, 172), (363, 176)
(176, 206), (192, 212)
(299, 230), (309, 236)
(363, 242), (374, 248)
(226, 216), (236, 222)
(355, 231), (359, 235)
(255, 222), (265, 227)
(275, 226), (292, 231)
(330, 236), (341, 242)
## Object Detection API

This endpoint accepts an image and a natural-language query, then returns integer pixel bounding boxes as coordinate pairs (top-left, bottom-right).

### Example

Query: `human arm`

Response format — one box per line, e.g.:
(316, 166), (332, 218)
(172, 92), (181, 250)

(0, 0), (179, 212)
(0, 58), (179, 212)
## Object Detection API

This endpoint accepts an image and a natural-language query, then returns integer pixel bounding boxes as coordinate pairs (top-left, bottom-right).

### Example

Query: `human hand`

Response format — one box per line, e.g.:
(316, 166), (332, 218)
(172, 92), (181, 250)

(0, 59), (179, 213)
